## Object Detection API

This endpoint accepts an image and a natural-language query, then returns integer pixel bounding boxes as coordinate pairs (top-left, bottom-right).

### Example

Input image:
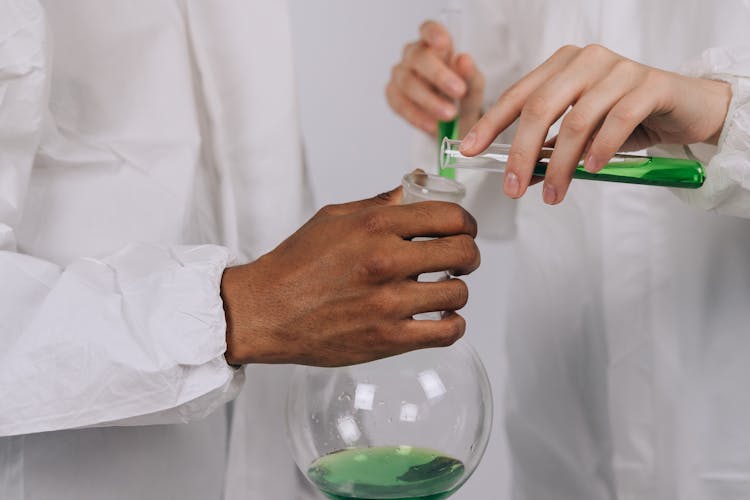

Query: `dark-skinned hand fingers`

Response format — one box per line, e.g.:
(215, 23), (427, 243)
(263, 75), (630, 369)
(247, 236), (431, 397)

(395, 312), (466, 350)
(380, 201), (477, 239)
(395, 278), (470, 316)
(406, 235), (481, 276)
(317, 186), (403, 217)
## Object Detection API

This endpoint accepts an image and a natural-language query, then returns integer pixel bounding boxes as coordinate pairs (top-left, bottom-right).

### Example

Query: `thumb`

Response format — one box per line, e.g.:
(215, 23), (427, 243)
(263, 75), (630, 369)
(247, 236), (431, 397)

(322, 186), (403, 216)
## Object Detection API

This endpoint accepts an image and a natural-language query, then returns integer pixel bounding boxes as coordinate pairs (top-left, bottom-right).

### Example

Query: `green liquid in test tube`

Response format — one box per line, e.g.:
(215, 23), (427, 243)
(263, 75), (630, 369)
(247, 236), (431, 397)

(440, 138), (706, 189)
(438, 120), (459, 179)
(437, 5), (462, 180)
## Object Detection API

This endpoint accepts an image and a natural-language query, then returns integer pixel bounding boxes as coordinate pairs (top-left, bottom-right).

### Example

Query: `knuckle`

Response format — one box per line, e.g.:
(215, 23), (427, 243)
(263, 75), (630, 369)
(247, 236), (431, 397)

(421, 65), (444, 86)
(509, 146), (532, 164)
(436, 67), (454, 84)
(390, 64), (400, 82)
(391, 66), (406, 89)
(370, 289), (400, 317)
(581, 43), (611, 60)
(401, 43), (419, 64)
(401, 42), (413, 59)
(393, 66), (409, 88)
(455, 234), (479, 265)
(523, 94), (550, 121)
(361, 210), (389, 234)
(610, 105), (639, 126)
(465, 209), (478, 236)
(448, 280), (469, 309)
(401, 73), (419, 95)
(317, 203), (340, 217)
(374, 190), (397, 205)
(556, 44), (581, 57)
(361, 251), (394, 280)
(592, 134), (621, 155)
(562, 108), (591, 135)
(612, 59), (639, 76)
(403, 42), (425, 65)
(437, 318), (465, 347)
(644, 69), (668, 88)
(369, 322), (395, 346)
(385, 83), (397, 105)
(444, 204), (470, 233)
(498, 83), (524, 107)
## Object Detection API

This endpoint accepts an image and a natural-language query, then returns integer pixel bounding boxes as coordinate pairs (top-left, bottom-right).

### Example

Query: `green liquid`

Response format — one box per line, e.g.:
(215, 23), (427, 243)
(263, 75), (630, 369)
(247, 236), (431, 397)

(438, 119), (459, 180)
(308, 446), (465, 500)
(532, 156), (705, 189)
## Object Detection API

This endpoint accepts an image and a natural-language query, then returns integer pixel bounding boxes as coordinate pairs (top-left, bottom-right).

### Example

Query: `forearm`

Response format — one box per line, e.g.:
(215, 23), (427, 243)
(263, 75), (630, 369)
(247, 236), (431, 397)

(0, 244), (243, 436)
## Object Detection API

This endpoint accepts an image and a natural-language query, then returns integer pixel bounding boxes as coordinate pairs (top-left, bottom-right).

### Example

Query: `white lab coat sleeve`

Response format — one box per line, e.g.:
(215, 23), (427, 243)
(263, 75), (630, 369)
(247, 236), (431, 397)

(0, 0), (243, 437)
(410, 0), (522, 240)
(673, 45), (750, 217)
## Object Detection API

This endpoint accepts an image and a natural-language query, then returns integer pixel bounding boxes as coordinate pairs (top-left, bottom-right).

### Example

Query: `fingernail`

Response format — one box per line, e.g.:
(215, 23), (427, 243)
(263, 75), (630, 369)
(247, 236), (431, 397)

(543, 184), (557, 205)
(446, 77), (465, 95)
(585, 155), (602, 173)
(441, 105), (456, 120)
(504, 171), (520, 198)
(460, 131), (476, 152)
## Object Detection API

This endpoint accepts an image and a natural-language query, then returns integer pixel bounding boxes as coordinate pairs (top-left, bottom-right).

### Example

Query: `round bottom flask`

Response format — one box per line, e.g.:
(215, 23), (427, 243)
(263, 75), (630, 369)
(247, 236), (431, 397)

(286, 173), (493, 500)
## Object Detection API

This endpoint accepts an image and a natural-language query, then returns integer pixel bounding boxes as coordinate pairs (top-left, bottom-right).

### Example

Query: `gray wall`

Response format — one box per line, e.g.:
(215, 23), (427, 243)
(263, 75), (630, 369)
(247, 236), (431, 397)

(289, 2), (513, 498)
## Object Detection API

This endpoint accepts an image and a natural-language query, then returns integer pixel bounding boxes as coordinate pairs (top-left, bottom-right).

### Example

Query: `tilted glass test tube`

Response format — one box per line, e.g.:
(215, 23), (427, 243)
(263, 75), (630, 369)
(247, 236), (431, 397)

(440, 138), (705, 189)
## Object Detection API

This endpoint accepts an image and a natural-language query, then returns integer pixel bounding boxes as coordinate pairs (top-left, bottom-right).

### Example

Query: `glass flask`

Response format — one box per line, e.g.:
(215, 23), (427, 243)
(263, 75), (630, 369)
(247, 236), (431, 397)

(286, 172), (493, 500)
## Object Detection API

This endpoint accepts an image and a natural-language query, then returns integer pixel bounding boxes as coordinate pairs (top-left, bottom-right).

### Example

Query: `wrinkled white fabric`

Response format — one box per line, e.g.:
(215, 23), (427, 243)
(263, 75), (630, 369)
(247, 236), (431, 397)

(415, 1), (750, 499)
(0, 0), (310, 499)
(676, 47), (750, 216)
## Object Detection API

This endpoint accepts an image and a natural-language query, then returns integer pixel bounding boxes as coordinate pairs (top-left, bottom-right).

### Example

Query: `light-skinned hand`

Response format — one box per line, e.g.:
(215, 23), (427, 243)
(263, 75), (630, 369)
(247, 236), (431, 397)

(460, 44), (732, 204)
(386, 20), (485, 136)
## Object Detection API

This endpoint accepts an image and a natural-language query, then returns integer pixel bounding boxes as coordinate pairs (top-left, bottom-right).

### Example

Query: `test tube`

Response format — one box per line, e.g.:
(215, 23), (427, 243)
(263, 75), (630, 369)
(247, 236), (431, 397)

(440, 138), (705, 189)
(437, 3), (463, 179)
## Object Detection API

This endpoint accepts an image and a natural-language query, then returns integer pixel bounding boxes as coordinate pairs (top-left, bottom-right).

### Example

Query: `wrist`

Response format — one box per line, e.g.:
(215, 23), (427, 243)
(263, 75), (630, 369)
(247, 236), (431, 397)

(703, 79), (732, 145)
(221, 262), (276, 365)
(221, 265), (247, 365)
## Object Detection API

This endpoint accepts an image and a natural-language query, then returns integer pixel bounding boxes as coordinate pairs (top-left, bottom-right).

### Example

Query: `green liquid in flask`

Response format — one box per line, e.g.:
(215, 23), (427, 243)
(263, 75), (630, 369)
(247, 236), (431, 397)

(307, 446), (465, 500)
(438, 119), (459, 179)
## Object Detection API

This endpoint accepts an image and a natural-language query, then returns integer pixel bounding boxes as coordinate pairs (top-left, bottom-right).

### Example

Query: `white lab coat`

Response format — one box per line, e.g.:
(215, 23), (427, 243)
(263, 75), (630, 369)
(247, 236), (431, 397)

(0, 1), (314, 498)
(417, 1), (750, 499)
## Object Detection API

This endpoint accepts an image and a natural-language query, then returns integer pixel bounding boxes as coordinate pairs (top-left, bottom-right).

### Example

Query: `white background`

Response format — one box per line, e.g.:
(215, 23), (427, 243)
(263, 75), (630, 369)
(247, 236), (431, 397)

(289, 1), (513, 498)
